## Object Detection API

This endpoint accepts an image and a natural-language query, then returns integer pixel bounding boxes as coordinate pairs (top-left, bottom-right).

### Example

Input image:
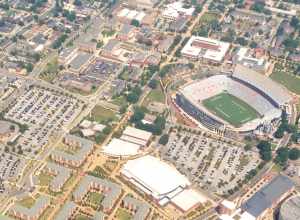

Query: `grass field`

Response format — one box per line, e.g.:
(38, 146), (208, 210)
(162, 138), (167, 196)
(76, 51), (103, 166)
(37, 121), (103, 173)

(270, 68), (300, 95)
(38, 173), (53, 186)
(91, 105), (118, 123)
(87, 192), (104, 206)
(116, 209), (132, 220)
(203, 92), (259, 127)
(199, 12), (220, 23)
(142, 87), (165, 107)
(18, 196), (36, 208)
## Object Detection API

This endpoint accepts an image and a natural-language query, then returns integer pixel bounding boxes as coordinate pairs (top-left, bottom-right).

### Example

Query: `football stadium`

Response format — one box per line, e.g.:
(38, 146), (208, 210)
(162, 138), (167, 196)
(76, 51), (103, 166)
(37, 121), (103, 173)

(175, 65), (292, 133)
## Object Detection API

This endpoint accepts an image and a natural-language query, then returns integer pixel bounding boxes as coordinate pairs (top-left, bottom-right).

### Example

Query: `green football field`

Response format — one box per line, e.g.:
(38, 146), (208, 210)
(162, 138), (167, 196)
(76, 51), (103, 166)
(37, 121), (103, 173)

(202, 92), (259, 127)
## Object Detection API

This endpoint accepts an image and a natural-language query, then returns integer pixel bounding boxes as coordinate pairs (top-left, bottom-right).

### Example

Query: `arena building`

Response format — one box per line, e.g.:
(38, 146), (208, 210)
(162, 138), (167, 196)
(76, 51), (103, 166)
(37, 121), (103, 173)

(175, 65), (292, 134)
(121, 156), (190, 206)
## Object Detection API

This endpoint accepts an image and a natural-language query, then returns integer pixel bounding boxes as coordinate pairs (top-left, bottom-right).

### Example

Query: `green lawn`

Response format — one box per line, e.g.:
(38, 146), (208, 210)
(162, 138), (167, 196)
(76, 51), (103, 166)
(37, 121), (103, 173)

(75, 214), (92, 220)
(142, 87), (165, 107)
(87, 192), (104, 206)
(38, 173), (53, 186)
(111, 96), (127, 106)
(199, 12), (220, 23)
(270, 69), (300, 95)
(203, 92), (259, 127)
(91, 105), (118, 122)
(116, 209), (132, 220)
(18, 197), (36, 208)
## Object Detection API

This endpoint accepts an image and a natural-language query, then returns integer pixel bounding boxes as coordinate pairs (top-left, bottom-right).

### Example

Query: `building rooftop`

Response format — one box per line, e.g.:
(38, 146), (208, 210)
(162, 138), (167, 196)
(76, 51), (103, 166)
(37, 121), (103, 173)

(51, 134), (94, 168)
(121, 155), (190, 205)
(102, 138), (141, 157)
(181, 36), (230, 62)
(54, 201), (77, 220)
(122, 126), (152, 142)
(73, 175), (122, 211)
(10, 195), (50, 218)
(123, 196), (151, 220)
(241, 175), (294, 218)
(44, 162), (72, 192)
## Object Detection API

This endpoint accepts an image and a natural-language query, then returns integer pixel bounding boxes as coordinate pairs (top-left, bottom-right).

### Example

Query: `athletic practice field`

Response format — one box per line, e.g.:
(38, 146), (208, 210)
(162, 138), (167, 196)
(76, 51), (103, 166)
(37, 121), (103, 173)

(203, 92), (259, 127)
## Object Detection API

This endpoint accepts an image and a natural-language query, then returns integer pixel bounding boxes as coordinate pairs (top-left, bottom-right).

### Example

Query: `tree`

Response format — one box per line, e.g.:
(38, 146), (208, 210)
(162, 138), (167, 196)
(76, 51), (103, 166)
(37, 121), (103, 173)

(251, 2), (265, 13)
(261, 151), (272, 161)
(159, 134), (169, 145)
(275, 147), (289, 166)
(257, 140), (272, 161)
(148, 79), (158, 89)
(236, 37), (248, 46)
(131, 19), (140, 27)
(74, 0), (82, 6)
(257, 140), (271, 152)
(289, 148), (300, 160)
(96, 41), (103, 49)
(290, 16), (299, 28)
(283, 37), (299, 51)
(130, 107), (145, 123)
(249, 41), (258, 48)
(25, 63), (34, 72)
(274, 127), (285, 138)
(244, 144), (252, 151)
(95, 133), (105, 144)
(103, 126), (112, 135)
(126, 93), (138, 103)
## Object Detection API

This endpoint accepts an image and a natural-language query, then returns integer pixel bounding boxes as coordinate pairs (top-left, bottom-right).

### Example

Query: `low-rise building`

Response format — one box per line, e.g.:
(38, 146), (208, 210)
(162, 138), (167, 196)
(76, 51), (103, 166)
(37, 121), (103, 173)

(121, 196), (151, 220)
(73, 175), (122, 213)
(162, 1), (194, 21)
(120, 126), (152, 146)
(232, 47), (270, 73)
(42, 162), (72, 192)
(181, 36), (230, 64)
(50, 134), (94, 168)
(9, 196), (51, 220)
(240, 175), (294, 220)
(54, 201), (78, 220)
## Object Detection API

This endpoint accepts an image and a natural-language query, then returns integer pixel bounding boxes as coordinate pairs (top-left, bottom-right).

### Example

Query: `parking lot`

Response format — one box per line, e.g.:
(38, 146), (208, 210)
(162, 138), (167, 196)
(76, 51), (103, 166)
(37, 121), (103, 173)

(160, 129), (260, 196)
(5, 86), (84, 157)
(0, 148), (26, 183)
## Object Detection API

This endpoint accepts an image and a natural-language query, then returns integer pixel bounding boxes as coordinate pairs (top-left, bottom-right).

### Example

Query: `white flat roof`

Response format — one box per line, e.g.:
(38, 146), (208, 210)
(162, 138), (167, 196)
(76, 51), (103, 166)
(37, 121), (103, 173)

(122, 126), (152, 142)
(102, 138), (140, 157)
(121, 156), (190, 200)
(171, 189), (207, 212)
(120, 135), (147, 146)
(117, 8), (130, 17)
(221, 200), (236, 210)
(81, 129), (95, 137)
(181, 36), (230, 62)
(117, 8), (146, 22)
